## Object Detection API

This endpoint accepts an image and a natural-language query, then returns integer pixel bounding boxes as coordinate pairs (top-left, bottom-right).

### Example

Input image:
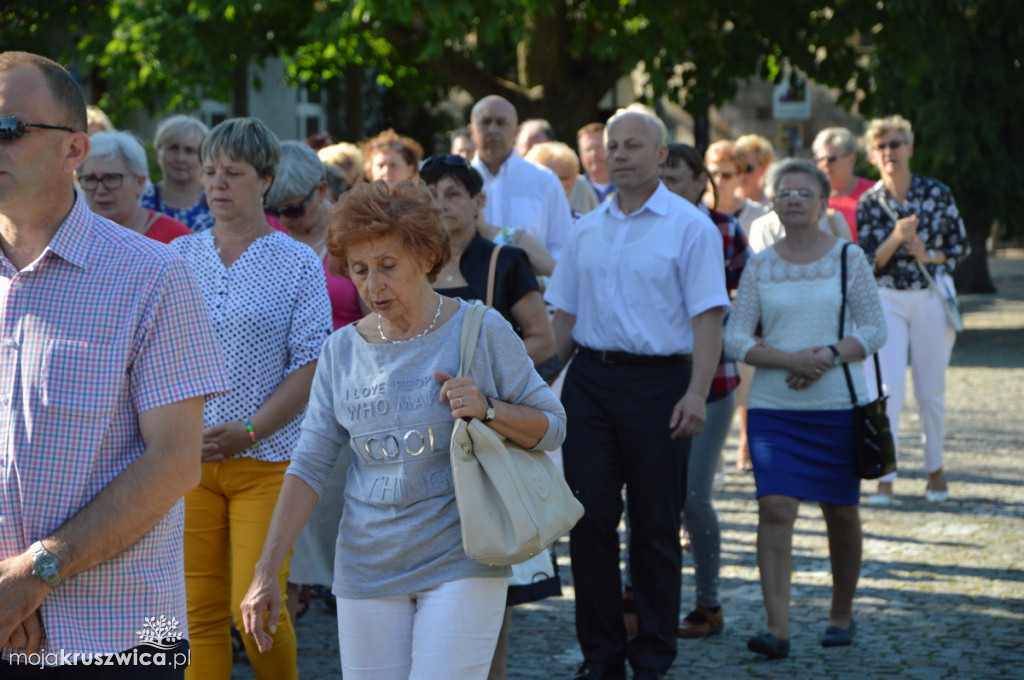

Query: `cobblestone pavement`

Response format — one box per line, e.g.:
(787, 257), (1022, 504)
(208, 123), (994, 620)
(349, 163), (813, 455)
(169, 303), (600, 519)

(234, 250), (1024, 679)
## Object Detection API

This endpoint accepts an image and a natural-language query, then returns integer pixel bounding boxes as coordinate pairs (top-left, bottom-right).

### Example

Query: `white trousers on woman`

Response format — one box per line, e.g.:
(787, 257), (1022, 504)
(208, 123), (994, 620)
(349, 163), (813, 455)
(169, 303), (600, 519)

(336, 577), (507, 680)
(866, 286), (956, 482)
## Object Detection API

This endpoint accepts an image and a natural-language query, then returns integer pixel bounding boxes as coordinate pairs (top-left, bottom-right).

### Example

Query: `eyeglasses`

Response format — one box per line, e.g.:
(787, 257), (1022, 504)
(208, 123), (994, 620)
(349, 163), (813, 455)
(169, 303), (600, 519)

(815, 153), (850, 165)
(0, 117), (75, 141)
(419, 154), (471, 173)
(78, 173), (127, 190)
(873, 140), (904, 152)
(264, 184), (318, 219)
(776, 188), (821, 201)
(371, 140), (406, 151)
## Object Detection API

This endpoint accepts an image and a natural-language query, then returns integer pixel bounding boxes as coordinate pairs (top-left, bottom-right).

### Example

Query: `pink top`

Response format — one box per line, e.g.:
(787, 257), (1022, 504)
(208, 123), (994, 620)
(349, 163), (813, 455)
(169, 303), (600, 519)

(324, 256), (363, 329)
(0, 193), (230, 656)
(828, 177), (874, 244)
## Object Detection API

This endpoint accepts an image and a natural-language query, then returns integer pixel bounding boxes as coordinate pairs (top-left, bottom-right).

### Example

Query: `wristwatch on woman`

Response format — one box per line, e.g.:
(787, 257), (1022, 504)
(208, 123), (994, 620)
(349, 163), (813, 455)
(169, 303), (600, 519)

(827, 345), (842, 366)
(482, 396), (496, 424)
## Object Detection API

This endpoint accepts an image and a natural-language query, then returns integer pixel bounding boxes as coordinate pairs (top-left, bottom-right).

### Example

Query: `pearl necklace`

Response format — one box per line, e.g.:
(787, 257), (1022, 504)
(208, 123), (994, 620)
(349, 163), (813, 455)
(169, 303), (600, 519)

(378, 294), (443, 343)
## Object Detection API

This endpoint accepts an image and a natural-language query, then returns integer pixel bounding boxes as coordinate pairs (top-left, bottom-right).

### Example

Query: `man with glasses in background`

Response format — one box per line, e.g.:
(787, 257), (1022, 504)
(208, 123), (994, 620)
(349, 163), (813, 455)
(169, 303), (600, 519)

(812, 127), (874, 244)
(0, 51), (228, 677)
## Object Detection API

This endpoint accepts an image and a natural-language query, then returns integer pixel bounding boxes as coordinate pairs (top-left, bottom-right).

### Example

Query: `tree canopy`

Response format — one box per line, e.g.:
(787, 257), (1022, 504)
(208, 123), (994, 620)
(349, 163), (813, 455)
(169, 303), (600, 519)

(3, 1), (1020, 281)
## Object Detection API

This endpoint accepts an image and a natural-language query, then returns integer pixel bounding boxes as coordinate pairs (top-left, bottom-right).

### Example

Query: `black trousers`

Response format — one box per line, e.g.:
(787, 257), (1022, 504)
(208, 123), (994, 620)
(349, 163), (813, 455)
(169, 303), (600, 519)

(562, 352), (691, 674)
(0, 641), (189, 679)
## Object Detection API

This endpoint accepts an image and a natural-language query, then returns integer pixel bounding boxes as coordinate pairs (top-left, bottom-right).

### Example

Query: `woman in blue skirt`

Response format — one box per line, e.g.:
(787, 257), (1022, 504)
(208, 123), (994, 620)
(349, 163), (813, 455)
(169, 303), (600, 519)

(724, 160), (886, 659)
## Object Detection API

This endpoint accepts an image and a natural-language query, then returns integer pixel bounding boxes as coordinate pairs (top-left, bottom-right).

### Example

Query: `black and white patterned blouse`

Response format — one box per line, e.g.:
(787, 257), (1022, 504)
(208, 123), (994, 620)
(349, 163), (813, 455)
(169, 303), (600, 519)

(856, 175), (970, 290)
(171, 230), (332, 462)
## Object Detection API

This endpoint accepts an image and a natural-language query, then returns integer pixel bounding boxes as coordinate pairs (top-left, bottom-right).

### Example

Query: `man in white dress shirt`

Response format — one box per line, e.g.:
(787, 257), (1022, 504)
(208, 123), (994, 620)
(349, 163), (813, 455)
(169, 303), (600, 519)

(547, 105), (729, 680)
(469, 96), (573, 260)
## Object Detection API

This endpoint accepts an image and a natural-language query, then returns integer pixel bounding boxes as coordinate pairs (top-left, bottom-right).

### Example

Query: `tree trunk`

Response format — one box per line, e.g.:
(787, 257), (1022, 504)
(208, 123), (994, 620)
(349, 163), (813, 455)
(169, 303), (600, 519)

(344, 66), (365, 140)
(231, 63), (249, 117)
(954, 229), (997, 294)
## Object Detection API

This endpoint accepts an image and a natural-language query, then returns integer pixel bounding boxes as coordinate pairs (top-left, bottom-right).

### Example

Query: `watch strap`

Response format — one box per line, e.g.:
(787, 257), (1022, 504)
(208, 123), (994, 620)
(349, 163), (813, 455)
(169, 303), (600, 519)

(482, 396), (495, 424)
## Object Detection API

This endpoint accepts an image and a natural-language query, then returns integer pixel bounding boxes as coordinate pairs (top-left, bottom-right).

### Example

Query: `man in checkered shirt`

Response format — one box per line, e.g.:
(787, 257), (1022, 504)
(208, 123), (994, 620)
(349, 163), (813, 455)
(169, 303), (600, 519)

(0, 52), (229, 677)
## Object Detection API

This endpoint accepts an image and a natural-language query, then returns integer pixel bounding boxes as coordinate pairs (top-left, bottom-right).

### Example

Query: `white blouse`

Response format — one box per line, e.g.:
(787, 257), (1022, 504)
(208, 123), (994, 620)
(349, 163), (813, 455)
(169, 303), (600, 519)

(724, 241), (887, 411)
(171, 230), (332, 461)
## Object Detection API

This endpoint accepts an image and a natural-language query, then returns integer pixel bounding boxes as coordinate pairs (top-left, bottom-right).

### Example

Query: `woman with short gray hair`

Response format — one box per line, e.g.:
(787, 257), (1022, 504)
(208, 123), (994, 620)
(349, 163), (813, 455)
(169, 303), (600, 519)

(80, 131), (192, 243)
(812, 126), (873, 239)
(857, 114), (970, 505)
(725, 158), (886, 658)
(141, 114), (213, 231)
(171, 118), (332, 680)
(747, 160), (852, 252)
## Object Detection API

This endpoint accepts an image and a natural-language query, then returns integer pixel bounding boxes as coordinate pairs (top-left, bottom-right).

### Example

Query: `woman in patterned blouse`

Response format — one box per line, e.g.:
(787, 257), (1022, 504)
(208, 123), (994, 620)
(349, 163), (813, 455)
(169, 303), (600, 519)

(856, 115), (970, 505)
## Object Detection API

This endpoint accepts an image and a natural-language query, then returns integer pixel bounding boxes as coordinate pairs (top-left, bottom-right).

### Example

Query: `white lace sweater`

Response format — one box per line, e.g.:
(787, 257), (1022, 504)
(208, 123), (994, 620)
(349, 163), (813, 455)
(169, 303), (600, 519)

(724, 241), (887, 410)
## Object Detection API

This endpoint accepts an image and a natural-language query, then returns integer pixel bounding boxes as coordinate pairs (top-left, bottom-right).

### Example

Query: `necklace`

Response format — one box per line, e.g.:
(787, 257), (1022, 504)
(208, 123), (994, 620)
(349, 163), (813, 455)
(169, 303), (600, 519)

(378, 294), (444, 343)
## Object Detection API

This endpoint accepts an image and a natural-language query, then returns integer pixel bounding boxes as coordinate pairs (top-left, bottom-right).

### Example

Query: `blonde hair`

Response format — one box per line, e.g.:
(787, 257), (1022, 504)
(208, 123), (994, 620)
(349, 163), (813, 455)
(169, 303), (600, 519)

(154, 114), (209, 150)
(705, 140), (748, 171)
(735, 134), (774, 168)
(525, 141), (581, 175)
(318, 142), (364, 181)
(86, 105), (114, 133)
(864, 115), (914, 146)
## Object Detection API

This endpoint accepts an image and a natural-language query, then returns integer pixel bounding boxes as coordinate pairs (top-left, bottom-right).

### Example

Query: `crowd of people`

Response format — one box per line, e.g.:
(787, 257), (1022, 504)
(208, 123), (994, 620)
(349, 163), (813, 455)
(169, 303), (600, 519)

(0, 49), (970, 680)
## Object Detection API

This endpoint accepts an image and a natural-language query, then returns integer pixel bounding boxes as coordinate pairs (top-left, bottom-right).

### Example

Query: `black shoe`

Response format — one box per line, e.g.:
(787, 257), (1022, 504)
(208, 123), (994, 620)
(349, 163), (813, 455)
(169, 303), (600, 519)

(821, 619), (856, 647)
(632, 669), (665, 680)
(573, 660), (627, 680)
(747, 632), (790, 659)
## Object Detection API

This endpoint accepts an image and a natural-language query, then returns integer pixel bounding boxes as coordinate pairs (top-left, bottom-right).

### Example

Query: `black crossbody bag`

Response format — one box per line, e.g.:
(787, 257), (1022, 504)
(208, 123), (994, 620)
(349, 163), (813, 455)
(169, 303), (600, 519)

(839, 243), (897, 480)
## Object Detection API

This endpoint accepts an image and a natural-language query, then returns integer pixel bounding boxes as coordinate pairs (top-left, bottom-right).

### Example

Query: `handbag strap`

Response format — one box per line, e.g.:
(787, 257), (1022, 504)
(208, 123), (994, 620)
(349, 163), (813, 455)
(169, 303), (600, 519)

(456, 302), (488, 379)
(485, 244), (503, 308)
(877, 197), (946, 289)
(838, 242), (884, 406)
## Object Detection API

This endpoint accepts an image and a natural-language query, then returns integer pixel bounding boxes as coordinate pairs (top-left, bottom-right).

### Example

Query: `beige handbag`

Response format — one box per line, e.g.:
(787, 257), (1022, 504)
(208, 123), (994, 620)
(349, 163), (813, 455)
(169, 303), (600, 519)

(449, 302), (583, 566)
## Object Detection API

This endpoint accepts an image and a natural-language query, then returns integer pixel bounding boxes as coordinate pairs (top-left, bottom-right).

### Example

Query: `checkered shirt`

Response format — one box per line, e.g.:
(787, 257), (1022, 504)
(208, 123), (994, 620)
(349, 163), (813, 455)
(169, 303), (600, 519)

(704, 205), (750, 402)
(0, 193), (230, 656)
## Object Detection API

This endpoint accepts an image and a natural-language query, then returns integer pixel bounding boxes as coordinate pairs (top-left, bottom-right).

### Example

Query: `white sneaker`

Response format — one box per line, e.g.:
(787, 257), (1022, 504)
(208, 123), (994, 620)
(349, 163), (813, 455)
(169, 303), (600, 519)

(925, 489), (950, 502)
(866, 493), (893, 506)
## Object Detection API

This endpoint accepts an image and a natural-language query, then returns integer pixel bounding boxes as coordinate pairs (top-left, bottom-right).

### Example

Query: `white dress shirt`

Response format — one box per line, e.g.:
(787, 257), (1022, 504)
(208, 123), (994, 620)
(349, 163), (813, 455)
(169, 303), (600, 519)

(472, 152), (573, 260)
(546, 182), (730, 355)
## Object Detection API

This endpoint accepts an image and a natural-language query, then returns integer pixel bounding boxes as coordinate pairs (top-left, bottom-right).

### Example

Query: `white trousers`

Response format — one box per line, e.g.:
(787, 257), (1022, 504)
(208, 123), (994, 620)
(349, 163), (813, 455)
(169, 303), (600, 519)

(866, 287), (956, 481)
(336, 577), (507, 680)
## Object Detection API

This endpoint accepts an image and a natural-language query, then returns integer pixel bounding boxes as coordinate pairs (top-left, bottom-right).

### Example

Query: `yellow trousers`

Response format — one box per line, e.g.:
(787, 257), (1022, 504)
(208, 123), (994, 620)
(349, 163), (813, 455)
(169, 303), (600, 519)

(184, 457), (297, 680)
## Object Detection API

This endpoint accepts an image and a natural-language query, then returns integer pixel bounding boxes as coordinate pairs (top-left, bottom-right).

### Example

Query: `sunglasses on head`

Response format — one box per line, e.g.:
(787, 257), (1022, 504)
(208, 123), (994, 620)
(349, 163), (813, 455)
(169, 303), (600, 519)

(419, 154), (470, 173)
(0, 117), (75, 141)
(265, 184), (318, 219)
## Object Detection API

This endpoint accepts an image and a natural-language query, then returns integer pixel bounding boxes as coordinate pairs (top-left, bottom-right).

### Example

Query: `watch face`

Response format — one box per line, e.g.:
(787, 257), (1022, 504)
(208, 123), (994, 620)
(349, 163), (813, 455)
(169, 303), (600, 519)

(34, 553), (59, 579)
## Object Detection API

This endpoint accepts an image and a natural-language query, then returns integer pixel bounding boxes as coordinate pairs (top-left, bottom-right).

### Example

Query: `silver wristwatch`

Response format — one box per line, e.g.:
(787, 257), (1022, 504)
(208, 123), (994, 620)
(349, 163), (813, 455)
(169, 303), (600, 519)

(30, 541), (64, 589)
(482, 396), (496, 424)
(828, 345), (842, 366)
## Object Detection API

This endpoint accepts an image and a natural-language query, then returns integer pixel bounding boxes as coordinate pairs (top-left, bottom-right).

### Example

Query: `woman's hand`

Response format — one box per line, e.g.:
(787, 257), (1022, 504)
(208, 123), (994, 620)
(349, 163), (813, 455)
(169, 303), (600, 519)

(201, 421), (252, 462)
(785, 347), (833, 390)
(240, 568), (282, 654)
(893, 214), (919, 243)
(904, 233), (929, 261)
(434, 371), (489, 421)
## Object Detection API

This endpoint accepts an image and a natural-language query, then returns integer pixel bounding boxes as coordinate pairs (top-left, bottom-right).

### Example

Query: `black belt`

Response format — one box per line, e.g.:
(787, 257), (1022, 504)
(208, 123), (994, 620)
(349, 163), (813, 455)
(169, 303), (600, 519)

(577, 346), (693, 366)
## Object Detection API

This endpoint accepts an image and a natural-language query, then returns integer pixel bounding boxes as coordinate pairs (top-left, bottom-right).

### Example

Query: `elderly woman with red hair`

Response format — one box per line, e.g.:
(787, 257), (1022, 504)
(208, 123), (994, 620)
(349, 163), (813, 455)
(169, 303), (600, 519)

(242, 181), (566, 679)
